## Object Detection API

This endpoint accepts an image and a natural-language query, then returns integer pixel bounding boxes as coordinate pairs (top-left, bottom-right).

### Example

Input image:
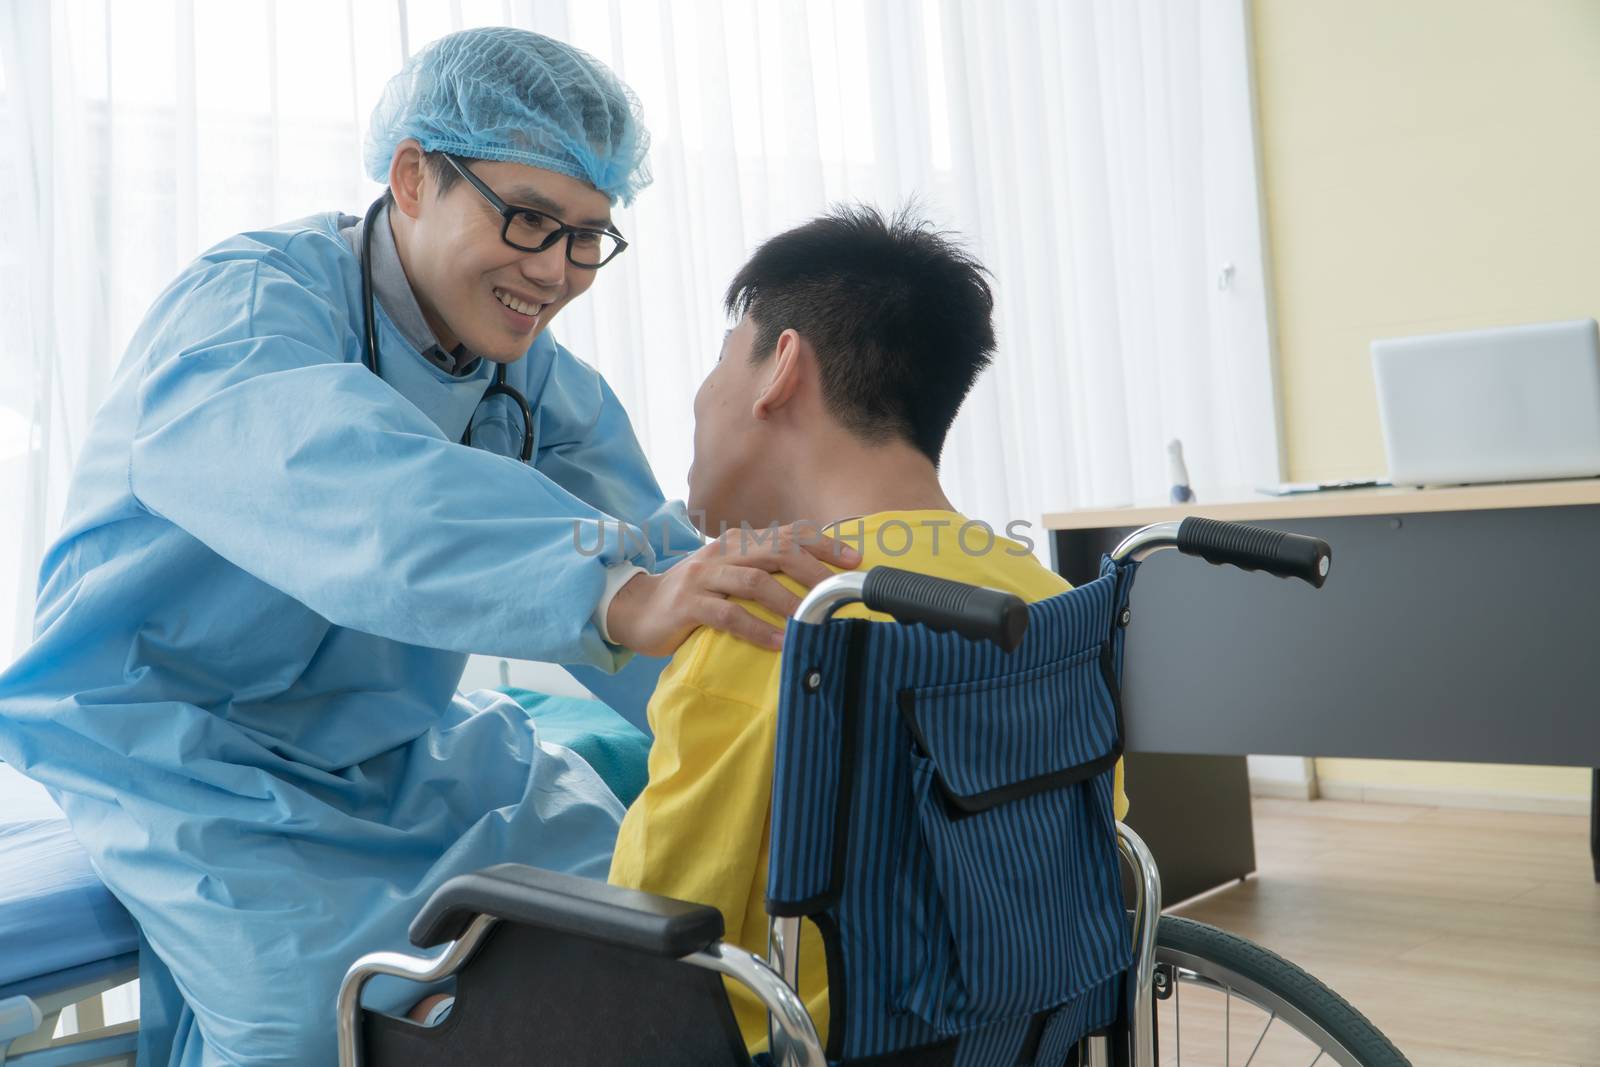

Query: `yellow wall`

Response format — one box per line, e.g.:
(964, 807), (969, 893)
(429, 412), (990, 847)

(1254, 0), (1600, 481)
(1251, 0), (1600, 800)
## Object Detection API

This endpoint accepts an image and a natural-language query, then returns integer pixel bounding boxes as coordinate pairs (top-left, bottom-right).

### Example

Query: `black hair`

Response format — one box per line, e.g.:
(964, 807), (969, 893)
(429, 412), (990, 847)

(423, 149), (461, 196)
(724, 205), (995, 465)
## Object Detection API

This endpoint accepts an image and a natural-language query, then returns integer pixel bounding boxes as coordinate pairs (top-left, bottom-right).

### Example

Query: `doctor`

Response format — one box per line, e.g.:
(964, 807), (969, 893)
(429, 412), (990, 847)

(0, 26), (855, 1067)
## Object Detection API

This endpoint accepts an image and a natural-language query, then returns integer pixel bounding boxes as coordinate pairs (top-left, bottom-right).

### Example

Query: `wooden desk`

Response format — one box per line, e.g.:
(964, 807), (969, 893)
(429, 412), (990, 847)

(1044, 477), (1600, 531)
(1046, 478), (1600, 902)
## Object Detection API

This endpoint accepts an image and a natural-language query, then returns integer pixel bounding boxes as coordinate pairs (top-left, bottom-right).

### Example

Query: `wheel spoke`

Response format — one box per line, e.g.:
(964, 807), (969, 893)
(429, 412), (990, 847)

(1157, 917), (1407, 1067)
(1242, 1010), (1275, 1067)
(1174, 963), (1181, 1066)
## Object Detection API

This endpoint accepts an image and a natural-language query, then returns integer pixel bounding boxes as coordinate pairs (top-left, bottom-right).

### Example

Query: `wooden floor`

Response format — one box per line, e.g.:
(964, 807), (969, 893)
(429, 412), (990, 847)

(1163, 798), (1600, 1067)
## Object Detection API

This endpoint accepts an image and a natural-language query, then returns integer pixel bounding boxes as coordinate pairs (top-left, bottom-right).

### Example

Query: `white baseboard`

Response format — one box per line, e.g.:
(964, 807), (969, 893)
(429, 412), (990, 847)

(1249, 777), (1319, 801)
(1246, 755), (1319, 800)
(1316, 780), (1589, 817)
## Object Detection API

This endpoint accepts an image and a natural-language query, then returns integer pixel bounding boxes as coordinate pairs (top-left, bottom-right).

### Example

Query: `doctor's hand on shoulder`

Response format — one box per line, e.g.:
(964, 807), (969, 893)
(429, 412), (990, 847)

(606, 522), (861, 656)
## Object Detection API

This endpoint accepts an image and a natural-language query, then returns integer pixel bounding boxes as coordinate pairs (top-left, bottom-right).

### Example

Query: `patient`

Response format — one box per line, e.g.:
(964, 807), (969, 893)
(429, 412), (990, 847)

(608, 206), (1129, 1050)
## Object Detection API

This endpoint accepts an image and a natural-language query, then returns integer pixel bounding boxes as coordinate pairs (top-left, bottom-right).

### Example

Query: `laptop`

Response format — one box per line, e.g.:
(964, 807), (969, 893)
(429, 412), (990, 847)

(1372, 319), (1600, 487)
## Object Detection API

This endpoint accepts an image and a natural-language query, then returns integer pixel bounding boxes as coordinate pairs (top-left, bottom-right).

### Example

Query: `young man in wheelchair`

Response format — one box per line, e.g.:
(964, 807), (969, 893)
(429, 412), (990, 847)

(608, 205), (1130, 1052)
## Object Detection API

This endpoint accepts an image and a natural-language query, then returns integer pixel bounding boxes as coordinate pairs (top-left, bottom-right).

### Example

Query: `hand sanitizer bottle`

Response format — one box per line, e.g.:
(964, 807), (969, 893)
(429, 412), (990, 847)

(1167, 439), (1195, 504)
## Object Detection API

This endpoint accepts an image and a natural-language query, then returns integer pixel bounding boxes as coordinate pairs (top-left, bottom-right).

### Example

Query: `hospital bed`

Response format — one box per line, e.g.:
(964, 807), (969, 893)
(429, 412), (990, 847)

(0, 819), (139, 1066)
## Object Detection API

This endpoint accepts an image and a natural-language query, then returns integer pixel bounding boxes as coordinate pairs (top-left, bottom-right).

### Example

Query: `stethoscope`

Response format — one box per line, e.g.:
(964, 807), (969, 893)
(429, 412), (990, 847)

(360, 192), (535, 462)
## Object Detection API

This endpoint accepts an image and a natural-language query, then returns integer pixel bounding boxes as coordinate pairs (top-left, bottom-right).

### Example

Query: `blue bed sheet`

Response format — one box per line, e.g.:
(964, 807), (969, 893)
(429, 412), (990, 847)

(0, 819), (139, 990)
(500, 688), (651, 807)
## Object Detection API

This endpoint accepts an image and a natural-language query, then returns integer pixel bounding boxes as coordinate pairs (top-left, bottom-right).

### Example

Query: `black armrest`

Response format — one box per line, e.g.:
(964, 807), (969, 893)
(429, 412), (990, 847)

(409, 863), (726, 958)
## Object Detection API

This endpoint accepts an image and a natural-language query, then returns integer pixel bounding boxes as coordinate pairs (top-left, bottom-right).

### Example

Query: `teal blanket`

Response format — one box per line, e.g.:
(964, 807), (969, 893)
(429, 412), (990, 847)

(500, 688), (651, 807)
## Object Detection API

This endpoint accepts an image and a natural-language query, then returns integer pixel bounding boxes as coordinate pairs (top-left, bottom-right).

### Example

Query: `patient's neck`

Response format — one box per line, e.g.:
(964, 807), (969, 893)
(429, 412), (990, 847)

(781, 434), (955, 529)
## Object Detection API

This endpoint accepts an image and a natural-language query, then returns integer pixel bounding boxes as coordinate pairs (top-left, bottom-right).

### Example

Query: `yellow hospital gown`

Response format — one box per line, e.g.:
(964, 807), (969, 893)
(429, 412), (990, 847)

(609, 510), (1129, 1050)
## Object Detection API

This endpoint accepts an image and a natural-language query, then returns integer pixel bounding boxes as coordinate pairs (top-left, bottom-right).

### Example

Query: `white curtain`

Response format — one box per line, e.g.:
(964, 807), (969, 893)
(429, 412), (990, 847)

(0, 0), (1280, 659)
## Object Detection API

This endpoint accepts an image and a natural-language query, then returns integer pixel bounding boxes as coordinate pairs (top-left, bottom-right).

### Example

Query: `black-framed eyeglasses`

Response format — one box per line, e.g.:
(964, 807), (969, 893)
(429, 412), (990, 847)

(442, 154), (628, 269)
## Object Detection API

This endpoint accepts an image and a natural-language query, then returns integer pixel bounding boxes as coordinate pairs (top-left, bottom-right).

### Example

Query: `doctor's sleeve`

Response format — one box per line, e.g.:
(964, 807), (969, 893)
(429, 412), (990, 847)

(530, 343), (704, 571)
(126, 259), (636, 667)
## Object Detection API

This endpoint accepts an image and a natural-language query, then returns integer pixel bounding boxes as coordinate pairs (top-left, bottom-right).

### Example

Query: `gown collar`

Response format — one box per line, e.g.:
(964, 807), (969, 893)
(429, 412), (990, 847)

(341, 202), (482, 378)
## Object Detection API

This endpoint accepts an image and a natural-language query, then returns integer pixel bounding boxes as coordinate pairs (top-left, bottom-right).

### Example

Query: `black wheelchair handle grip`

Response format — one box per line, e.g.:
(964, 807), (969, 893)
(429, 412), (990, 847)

(861, 567), (1029, 651)
(1176, 517), (1332, 589)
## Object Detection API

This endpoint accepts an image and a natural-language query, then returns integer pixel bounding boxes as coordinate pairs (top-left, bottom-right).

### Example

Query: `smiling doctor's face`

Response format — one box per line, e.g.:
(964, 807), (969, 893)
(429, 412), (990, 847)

(388, 142), (615, 363)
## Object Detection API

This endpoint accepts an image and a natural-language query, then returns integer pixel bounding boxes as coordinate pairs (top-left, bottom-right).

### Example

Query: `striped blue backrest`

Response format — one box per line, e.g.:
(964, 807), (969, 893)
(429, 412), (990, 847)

(767, 558), (1139, 1065)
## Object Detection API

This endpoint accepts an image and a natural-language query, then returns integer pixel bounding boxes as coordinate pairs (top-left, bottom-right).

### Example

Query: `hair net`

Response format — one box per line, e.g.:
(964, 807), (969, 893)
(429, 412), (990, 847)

(364, 27), (651, 205)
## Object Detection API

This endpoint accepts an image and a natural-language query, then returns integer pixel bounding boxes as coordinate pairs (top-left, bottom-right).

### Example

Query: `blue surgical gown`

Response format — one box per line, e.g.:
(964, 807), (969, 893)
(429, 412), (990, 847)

(0, 213), (701, 1065)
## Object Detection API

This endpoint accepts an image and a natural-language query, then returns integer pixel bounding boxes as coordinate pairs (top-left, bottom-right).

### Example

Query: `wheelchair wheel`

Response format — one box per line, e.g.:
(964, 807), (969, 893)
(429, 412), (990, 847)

(1151, 916), (1410, 1067)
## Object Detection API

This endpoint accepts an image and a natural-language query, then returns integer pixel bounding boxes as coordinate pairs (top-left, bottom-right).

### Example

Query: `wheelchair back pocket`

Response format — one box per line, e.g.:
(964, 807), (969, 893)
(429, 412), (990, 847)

(889, 646), (1129, 1035)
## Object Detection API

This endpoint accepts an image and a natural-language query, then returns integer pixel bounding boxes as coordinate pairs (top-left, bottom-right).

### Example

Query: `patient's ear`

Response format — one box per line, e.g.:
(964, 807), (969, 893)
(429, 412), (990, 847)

(753, 329), (806, 420)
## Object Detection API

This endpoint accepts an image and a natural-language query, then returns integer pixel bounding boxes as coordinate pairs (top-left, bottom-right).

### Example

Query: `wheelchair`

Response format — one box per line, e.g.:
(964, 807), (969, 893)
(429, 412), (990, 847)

(337, 518), (1413, 1067)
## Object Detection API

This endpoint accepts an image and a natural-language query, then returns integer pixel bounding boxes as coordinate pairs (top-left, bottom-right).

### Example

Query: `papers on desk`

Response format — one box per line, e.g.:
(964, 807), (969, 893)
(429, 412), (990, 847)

(1256, 478), (1392, 497)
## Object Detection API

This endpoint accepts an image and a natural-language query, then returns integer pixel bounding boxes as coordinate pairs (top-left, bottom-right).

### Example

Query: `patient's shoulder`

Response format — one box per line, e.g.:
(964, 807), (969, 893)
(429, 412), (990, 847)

(658, 613), (785, 711)
(988, 553), (1073, 601)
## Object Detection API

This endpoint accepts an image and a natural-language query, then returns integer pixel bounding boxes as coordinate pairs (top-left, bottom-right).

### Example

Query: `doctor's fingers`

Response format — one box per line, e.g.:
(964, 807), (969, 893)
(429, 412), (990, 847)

(709, 526), (862, 587)
(690, 591), (787, 650)
(700, 563), (805, 620)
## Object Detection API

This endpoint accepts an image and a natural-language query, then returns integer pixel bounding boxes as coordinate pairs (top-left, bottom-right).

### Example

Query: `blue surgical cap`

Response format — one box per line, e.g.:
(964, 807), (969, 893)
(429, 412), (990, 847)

(364, 27), (651, 206)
